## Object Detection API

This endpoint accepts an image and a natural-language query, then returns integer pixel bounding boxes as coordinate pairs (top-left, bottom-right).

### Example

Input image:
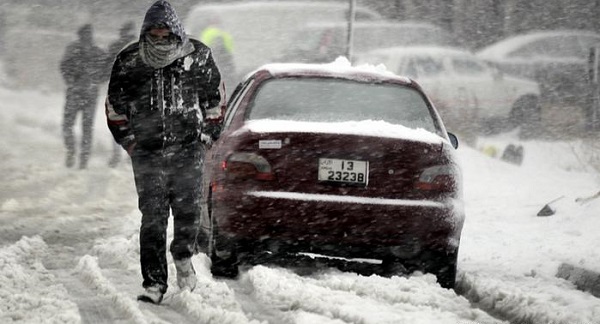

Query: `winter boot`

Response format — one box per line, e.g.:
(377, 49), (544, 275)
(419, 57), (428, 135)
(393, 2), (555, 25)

(175, 258), (197, 291)
(137, 285), (164, 304)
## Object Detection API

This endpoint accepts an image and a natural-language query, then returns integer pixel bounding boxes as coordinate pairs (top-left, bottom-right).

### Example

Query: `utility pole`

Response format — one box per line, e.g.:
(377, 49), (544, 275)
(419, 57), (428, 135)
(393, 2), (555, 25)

(588, 46), (600, 131)
(345, 0), (356, 61)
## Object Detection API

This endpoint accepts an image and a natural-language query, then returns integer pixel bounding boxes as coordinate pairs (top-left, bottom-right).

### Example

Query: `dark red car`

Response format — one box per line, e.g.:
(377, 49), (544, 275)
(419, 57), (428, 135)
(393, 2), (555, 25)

(200, 60), (464, 288)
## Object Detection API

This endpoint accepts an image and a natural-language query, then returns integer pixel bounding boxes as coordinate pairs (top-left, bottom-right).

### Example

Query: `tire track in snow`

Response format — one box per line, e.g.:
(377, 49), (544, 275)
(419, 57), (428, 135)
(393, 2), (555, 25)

(233, 265), (506, 324)
(76, 255), (150, 324)
(0, 236), (81, 323)
(455, 270), (600, 324)
(82, 218), (264, 324)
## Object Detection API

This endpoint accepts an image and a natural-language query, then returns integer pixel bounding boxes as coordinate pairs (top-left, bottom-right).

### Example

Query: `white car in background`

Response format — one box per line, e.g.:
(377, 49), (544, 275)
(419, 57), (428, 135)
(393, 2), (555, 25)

(476, 30), (600, 81)
(184, 1), (382, 82)
(355, 46), (541, 137)
(276, 21), (458, 64)
(476, 30), (600, 133)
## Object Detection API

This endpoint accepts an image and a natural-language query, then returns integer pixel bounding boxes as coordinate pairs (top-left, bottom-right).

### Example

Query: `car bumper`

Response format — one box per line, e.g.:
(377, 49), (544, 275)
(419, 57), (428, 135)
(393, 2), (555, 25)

(212, 190), (464, 259)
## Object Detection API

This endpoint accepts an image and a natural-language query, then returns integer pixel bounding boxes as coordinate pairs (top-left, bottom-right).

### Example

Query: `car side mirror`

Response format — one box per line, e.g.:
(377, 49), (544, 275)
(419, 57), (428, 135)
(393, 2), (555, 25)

(447, 132), (459, 149)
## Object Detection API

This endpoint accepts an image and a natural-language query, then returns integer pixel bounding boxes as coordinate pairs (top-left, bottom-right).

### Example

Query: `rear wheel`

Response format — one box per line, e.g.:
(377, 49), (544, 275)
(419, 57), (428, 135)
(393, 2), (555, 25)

(210, 250), (239, 278)
(208, 207), (239, 278)
(421, 249), (458, 289)
(380, 257), (409, 277)
(381, 249), (457, 289)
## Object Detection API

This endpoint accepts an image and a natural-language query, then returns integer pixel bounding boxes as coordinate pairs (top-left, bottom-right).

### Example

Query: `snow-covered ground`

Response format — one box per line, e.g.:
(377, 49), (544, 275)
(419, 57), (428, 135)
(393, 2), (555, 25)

(1, 85), (599, 324)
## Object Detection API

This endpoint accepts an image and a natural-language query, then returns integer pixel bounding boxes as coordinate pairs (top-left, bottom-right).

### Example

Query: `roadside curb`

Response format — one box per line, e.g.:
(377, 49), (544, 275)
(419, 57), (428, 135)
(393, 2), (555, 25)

(556, 263), (600, 298)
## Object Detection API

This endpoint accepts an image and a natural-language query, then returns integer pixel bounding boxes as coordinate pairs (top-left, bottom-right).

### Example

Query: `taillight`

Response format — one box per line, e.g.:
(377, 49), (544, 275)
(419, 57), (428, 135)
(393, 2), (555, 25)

(222, 152), (275, 181)
(414, 165), (456, 192)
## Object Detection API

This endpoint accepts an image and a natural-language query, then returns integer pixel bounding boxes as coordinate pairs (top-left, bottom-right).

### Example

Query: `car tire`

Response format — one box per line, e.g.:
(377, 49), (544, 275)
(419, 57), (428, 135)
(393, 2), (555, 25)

(380, 257), (409, 277)
(210, 251), (239, 278)
(511, 96), (541, 139)
(208, 205), (240, 278)
(421, 249), (458, 289)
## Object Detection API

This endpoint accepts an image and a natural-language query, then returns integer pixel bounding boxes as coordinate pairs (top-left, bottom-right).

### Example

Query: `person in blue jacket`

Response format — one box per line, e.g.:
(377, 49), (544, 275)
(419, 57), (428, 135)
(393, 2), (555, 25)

(106, 0), (223, 304)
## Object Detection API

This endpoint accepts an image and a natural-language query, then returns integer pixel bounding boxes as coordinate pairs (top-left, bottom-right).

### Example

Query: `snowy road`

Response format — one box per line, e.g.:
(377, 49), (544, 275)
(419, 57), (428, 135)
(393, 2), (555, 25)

(1, 87), (600, 323)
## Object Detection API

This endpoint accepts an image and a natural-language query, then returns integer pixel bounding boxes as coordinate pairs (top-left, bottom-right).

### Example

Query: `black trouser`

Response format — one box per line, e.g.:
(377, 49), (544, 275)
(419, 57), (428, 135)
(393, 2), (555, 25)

(131, 144), (204, 292)
(62, 86), (98, 168)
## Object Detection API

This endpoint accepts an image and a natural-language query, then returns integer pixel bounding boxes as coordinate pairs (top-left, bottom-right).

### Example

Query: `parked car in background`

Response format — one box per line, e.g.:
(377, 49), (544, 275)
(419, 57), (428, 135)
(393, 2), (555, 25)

(476, 30), (600, 133)
(184, 1), (382, 84)
(200, 59), (464, 289)
(355, 46), (541, 138)
(276, 21), (458, 64)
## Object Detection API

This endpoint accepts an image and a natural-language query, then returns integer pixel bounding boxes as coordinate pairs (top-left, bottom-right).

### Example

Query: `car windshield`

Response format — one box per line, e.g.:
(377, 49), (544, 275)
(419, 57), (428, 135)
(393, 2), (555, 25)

(247, 77), (439, 133)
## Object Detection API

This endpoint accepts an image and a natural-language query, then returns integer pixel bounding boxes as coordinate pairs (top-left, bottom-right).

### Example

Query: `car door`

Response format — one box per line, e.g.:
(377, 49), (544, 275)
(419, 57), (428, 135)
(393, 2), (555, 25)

(400, 53), (472, 125)
(509, 35), (584, 81)
(448, 53), (514, 120)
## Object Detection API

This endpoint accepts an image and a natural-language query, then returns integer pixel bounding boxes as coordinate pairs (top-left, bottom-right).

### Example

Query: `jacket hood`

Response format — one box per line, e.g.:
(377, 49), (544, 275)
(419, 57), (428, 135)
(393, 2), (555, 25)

(138, 0), (195, 68)
(140, 0), (188, 42)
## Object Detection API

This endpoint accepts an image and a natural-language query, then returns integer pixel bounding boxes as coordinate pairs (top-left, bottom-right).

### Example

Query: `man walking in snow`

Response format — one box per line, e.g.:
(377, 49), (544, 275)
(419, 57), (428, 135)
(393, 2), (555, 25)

(106, 0), (223, 304)
(60, 24), (107, 169)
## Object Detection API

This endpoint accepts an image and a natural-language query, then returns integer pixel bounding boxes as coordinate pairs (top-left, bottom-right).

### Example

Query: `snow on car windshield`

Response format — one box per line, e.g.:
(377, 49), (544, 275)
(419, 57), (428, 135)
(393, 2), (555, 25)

(247, 78), (438, 133)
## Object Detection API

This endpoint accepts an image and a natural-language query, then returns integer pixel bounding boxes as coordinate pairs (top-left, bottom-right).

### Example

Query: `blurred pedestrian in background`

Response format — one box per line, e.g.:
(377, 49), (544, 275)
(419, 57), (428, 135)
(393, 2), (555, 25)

(60, 24), (107, 169)
(200, 18), (236, 96)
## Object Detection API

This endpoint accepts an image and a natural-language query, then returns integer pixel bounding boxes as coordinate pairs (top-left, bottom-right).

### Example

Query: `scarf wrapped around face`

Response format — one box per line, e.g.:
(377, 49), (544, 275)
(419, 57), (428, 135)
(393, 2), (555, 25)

(138, 1), (195, 69)
(139, 33), (194, 69)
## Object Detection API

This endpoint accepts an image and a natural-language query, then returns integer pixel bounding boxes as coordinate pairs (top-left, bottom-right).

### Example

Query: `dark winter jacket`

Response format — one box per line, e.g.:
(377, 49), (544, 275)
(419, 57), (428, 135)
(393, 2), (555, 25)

(60, 24), (107, 89)
(106, 1), (222, 152)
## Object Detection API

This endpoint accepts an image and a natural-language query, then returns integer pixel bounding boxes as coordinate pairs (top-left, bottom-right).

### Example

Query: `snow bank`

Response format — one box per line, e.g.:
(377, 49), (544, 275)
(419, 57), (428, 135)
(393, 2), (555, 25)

(241, 266), (505, 324)
(457, 270), (600, 324)
(0, 236), (80, 323)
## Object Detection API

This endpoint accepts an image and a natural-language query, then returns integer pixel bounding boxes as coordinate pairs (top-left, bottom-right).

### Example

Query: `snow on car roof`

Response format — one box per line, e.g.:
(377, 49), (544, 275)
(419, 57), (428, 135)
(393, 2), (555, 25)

(188, 1), (379, 13)
(364, 45), (473, 57)
(254, 57), (412, 83)
(476, 29), (600, 60)
(302, 20), (444, 29)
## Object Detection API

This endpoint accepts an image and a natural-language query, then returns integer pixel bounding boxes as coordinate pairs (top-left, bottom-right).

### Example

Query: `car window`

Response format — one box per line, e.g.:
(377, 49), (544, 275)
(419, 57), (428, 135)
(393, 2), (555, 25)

(224, 79), (255, 129)
(509, 36), (583, 58)
(403, 57), (443, 78)
(451, 57), (487, 75)
(353, 27), (427, 52)
(577, 35), (600, 56)
(247, 78), (439, 133)
(354, 53), (389, 67)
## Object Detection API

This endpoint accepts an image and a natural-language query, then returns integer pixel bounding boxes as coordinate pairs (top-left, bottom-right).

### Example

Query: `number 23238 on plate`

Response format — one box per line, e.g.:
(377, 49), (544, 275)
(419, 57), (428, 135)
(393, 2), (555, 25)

(318, 158), (369, 185)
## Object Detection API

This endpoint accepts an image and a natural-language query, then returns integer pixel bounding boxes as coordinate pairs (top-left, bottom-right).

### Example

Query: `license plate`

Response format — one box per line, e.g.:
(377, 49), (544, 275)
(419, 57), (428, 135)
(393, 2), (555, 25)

(318, 158), (369, 185)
